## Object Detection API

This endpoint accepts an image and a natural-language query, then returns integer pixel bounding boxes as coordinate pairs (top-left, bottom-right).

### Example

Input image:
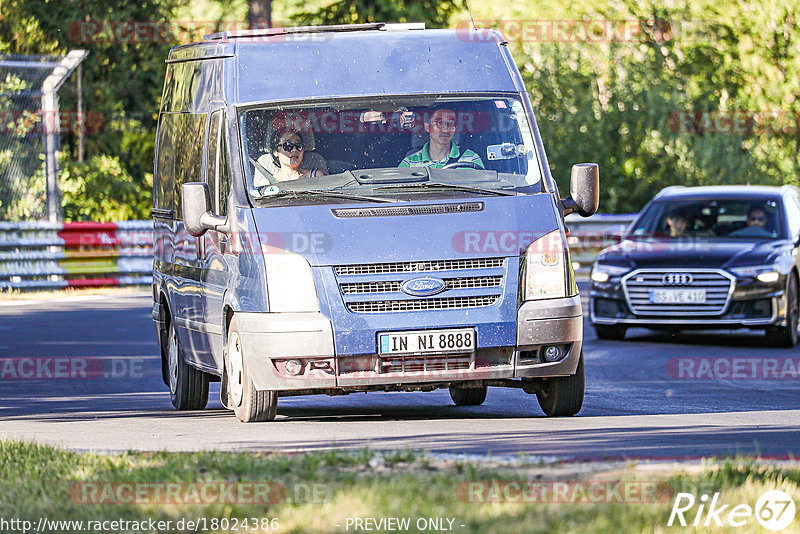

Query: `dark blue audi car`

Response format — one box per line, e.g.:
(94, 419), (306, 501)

(589, 185), (800, 347)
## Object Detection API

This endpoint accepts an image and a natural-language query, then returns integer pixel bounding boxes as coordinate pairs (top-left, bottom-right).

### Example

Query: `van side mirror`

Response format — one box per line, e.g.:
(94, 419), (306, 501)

(181, 182), (228, 237)
(561, 163), (599, 217)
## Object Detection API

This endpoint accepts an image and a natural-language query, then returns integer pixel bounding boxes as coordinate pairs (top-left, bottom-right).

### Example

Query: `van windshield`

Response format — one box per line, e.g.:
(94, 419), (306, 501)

(238, 96), (544, 204)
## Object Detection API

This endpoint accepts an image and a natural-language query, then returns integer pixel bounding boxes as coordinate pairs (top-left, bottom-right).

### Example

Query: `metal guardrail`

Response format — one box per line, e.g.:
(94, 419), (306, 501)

(0, 214), (637, 290)
(0, 220), (153, 290)
(565, 213), (637, 273)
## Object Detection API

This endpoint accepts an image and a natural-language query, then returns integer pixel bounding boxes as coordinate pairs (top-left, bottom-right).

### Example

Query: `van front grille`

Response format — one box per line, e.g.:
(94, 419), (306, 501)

(380, 355), (471, 374)
(334, 257), (506, 314)
(335, 258), (504, 276)
(340, 276), (502, 295)
(347, 295), (498, 314)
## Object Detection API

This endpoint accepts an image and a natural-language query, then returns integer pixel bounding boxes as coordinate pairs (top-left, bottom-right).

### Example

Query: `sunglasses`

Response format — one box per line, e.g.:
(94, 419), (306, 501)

(432, 119), (457, 130)
(279, 141), (304, 152)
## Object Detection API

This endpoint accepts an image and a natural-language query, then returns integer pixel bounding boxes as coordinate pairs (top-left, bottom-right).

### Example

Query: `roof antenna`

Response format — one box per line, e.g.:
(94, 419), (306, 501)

(464, 0), (477, 30)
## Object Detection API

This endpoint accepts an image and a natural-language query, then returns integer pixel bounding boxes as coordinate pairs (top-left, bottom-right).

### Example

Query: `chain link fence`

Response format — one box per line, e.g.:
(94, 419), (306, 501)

(0, 52), (86, 221)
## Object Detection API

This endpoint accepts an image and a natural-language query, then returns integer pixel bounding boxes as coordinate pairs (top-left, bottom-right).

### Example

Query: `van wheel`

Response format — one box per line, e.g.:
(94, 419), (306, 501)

(766, 273), (799, 348)
(594, 325), (626, 340)
(536, 352), (584, 417)
(226, 317), (278, 422)
(167, 320), (209, 410)
(449, 385), (487, 406)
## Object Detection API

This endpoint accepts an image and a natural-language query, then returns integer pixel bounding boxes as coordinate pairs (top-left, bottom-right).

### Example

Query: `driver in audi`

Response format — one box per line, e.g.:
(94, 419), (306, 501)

(398, 106), (485, 169)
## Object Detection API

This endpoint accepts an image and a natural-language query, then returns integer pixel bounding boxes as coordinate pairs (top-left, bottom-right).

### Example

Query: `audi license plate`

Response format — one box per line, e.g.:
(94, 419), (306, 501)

(650, 289), (706, 304)
(378, 328), (475, 356)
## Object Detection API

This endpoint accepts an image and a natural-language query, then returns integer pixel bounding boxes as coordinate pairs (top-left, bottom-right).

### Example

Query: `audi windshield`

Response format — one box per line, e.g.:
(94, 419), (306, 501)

(630, 198), (785, 240)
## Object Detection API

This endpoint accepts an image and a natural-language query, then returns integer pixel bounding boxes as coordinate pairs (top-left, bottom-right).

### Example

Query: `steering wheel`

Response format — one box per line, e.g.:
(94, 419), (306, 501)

(442, 161), (483, 170)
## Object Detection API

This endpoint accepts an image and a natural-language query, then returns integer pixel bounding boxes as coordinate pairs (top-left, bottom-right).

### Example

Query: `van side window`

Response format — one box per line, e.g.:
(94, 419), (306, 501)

(206, 110), (222, 213)
(172, 114), (207, 218)
(206, 110), (230, 217)
(218, 126), (230, 217)
(155, 113), (207, 215)
(206, 110), (231, 220)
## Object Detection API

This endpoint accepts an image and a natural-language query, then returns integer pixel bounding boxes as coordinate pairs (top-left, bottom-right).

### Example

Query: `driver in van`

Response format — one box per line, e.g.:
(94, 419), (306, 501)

(399, 107), (485, 169)
(260, 129), (327, 182)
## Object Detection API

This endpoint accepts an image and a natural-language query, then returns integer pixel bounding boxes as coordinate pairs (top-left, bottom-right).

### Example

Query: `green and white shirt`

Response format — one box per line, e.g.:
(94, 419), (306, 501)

(399, 142), (485, 169)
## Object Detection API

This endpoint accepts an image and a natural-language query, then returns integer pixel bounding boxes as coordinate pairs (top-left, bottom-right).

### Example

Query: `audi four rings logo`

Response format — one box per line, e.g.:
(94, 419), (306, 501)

(662, 273), (694, 285)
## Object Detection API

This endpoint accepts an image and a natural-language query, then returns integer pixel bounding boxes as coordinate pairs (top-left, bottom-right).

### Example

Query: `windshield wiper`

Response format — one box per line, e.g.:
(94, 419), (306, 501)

(259, 188), (396, 203)
(373, 182), (518, 197)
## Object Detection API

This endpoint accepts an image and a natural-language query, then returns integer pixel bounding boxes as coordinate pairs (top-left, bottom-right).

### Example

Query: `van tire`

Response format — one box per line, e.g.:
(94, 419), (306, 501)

(536, 352), (584, 417)
(167, 320), (209, 411)
(449, 385), (487, 406)
(226, 317), (278, 422)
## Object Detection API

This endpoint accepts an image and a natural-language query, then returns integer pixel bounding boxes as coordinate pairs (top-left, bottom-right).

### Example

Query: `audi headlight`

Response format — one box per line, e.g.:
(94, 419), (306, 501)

(262, 247), (320, 312)
(729, 265), (781, 283)
(591, 263), (630, 283)
(524, 230), (566, 300)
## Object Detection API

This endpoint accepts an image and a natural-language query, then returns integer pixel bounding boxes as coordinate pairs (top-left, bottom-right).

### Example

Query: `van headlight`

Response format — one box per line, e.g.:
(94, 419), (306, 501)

(262, 248), (320, 312)
(523, 230), (566, 300)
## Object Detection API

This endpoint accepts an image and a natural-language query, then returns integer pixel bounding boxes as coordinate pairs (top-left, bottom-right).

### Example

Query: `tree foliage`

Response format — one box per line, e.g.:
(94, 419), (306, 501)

(0, 0), (185, 220)
(292, 0), (463, 28)
(504, 0), (800, 212)
(59, 155), (151, 221)
(2, 0), (799, 219)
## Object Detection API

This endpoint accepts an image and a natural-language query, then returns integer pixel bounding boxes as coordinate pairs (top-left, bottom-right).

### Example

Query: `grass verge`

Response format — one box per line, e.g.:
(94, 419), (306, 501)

(1, 441), (799, 533)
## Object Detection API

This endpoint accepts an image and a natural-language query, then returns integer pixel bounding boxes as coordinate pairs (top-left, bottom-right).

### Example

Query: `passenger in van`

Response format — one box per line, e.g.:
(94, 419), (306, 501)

(398, 107), (485, 169)
(256, 129), (327, 184)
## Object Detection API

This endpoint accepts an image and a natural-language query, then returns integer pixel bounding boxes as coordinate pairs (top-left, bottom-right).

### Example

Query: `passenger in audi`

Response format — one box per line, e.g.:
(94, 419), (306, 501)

(730, 204), (772, 237)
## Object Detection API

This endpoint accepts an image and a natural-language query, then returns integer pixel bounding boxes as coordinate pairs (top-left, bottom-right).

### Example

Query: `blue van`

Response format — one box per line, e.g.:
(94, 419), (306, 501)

(152, 23), (599, 422)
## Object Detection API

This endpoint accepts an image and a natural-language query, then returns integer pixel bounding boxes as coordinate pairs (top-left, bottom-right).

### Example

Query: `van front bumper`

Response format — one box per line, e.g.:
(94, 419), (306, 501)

(235, 295), (583, 391)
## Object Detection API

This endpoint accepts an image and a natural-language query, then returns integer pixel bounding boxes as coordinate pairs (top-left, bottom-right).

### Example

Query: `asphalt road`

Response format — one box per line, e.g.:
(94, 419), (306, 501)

(1, 288), (799, 460)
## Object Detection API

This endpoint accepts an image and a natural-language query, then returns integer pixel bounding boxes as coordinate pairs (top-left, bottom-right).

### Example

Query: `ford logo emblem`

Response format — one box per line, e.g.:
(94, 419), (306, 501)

(662, 273), (694, 286)
(401, 277), (447, 297)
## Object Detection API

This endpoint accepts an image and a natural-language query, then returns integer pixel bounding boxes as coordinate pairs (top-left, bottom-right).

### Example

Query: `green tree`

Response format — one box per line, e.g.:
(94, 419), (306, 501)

(293, 0), (464, 28)
(500, 0), (800, 212)
(59, 155), (151, 221)
(0, 0), (186, 220)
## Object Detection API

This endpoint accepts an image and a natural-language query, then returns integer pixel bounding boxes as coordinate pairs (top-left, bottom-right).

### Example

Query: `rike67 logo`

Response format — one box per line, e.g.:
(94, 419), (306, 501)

(668, 490), (796, 531)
